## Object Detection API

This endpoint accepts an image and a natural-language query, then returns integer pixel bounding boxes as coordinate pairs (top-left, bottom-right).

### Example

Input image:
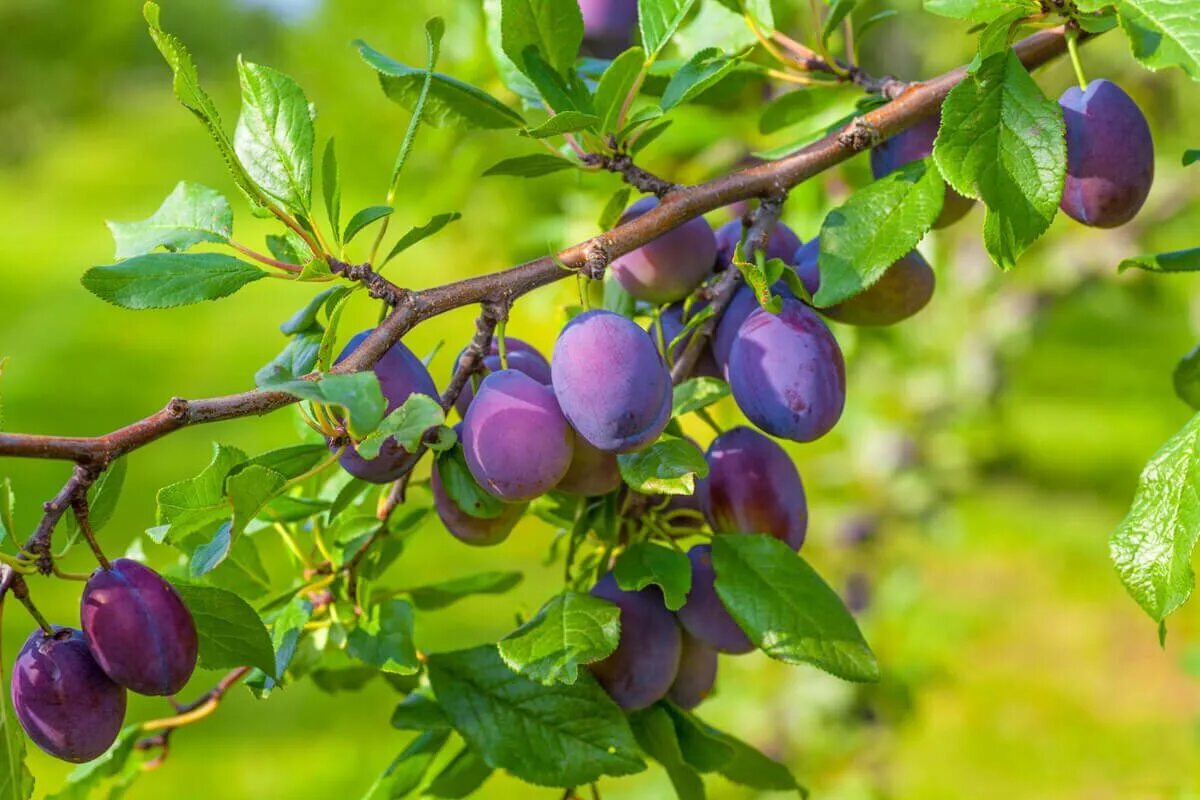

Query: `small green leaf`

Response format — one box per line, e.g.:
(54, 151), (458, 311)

(822, 0), (858, 42)
(424, 746), (494, 799)
(711, 533), (880, 682)
(933, 49), (1065, 270)
(405, 570), (524, 611)
(107, 181), (232, 259)
(599, 188), (633, 232)
(362, 731), (450, 800)
(595, 48), (646, 133)
(640, 0), (700, 58)
(271, 372), (387, 439)
(343, 205), (393, 244)
(498, 591), (621, 685)
(483, 153), (577, 177)
(1185, 149), (1200, 166)
(672, 709), (801, 792)
(427, 645), (645, 786)
(348, 599), (420, 674)
(357, 41), (524, 130)
(501, 0), (585, 77)
(617, 435), (709, 495)
(247, 595), (313, 693)
(1176, 346), (1200, 410)
(435, 445), (506, 520)
(813, 159), (943, 307)
(524, 111), (600, 138)
(255, 332), (321, 386)
(322, 138), (342, 245)
(672, 377), (730, 417)
(0, 478), (14, 548)
(381, 212), (462, 266)
(356, 393), (445, 459)
(45, 725), (140, 800)
(1118, 248), (1200, 273)
(614, 541), (692, 610)
(155, 443), (247, 542)
(661, 47), (742, 110)
(391, 692), (451, 731)
(1111, 412), (1200, 624)
(759, 85), (862, 135)
(82, 252), (266, 310)
(171, 583), (276, 674)
(234, 58), (315, 214)
(628, 705), (705, 800)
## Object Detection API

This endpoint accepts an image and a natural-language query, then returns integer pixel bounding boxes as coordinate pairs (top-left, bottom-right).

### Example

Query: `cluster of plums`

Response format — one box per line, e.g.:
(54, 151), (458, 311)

(11, 560), (198, 762)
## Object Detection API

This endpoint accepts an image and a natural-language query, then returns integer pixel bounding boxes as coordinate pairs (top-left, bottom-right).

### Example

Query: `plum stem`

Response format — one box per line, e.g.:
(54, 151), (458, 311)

(71, 497), (111, 571)
(1066, 28), (1088, 91)
(9, 575), (53, 634)
(496, 320), (509, 370)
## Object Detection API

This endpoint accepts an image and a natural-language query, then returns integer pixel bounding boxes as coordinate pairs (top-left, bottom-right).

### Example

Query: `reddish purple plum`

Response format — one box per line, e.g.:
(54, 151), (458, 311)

(713, 219), (802, 271)
(452, 336), (551, 418)
(668, 631), (718, 710)
(675, 544), (753, 654)
(795, 240), (935, 326)
(579, 0), (638, 58)
(11, 627), (127, 763)
(871, 114), (974, 228)
(556, 437), (622, 495)
(657, 301), (720, 379)
(610, 198), (717, 303)
(462, 369), (574, 501)
(333, 329), (439, 484)
(81, 559), (197, 696)
(552, 310), (672, 452)
(588, 574), (681, 711)
(699, 427), (807, 549)
(1059, 79), (1154, 228)
(727, 300), (845, 442)
(431, 450), (527, 546)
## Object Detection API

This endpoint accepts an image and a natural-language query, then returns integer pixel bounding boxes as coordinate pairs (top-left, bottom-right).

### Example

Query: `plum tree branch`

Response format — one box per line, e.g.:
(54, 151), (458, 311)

(0, 27), (1079, 537)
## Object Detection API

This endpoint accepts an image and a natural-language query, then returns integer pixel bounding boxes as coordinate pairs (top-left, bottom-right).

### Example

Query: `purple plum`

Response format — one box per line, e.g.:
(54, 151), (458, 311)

(431, 447), (527, 546)
(668, 631), (718, 710)
(795, 240), (935, 326)
(871, 114), (974, 228)
(557, 437), (623, 495)
(610, 198), (717, 303)
(452, 336), (551, 418)
(579, 0), (639, 58)
(588, 574), (681, 711)
(675, 544), (753, 654)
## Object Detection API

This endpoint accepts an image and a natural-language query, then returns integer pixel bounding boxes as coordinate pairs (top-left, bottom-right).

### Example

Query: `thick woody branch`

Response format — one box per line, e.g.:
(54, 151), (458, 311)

(0, 28), (1077, 472)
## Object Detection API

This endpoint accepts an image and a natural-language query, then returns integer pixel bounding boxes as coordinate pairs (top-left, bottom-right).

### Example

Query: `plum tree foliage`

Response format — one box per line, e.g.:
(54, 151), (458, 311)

(0, 0), (1197, 797)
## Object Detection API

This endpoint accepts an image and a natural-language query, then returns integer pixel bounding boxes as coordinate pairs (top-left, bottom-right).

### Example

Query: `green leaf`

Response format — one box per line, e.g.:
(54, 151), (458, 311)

(483, 153), (577, 177)
(933, 50), (1065, 269)
(381, 212), (462, 267)
(617, 434), (709, 495)
(388, 18), (444, 192)
(171, 583), (276, 674)
(406, 570), (524, 611)
(922, 0), (1032, 22)
(1176, 347), (1200, 410)
(356, 393), (445, 460)
(501, 0), (584, 77)
(498, 591), (621, 685)
(347, 599), (420, 674)
(45, 725), (139, 800)
(640, 0), (700, 58)
(1185, 149), (1200, 166)
(435, 445), (506, 519)
(1118, 248), (1200, 273)
(682, 717), (800, 792)
(143, 2), (267, 210)
(711, 533), (880, 681)
(0, 478), (14, 548)
(391, 692), (452, 731)
(1109, 0), (1200, 79)
(59, 457), (128, 556)
(343, 205), (393, 244)
(247, 595), (313, 693)
(272, 372), (387, 439)
(614, 541), (691, 610)
(107, 181), (232, 259)
(524, 111), (600, 138)
(256, 332), (321, 386)
(424, 747), (494, 799)
(660, 704), (734, 773)
(600, 189), (633, 233)
(363, 731), (449, 800)
(234, 58), (315, 214)
(427, 645), (645, 786)
(1111, 413), (1200, 624)
(672, 377), (730, 417)
(822, 0), (858, 42)
(266, 232), (305, 265)
(661, 47), (742, 110)
(595, 48), (646, 133)
(812, 159), (943, 307)
(238, 443), (328, 480)
(155, 443), (247, 542)
(322, 138), (341, 245)
(759, 85), (864, 135)
(82, 252), (266, 310)
(628, 705), (705, 800)
(357, 41), (525, 130)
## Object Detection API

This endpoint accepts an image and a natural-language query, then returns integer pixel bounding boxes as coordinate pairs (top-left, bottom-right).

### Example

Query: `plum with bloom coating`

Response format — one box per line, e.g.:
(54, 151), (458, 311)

(588, 574), (681, 710)
(870, 114), (974, 228)
(452, 337), (550, 418)
(794, 240), (935, 327)
(676, 543), (754, 654)
(610, 198), (717, 304)
(668, 630), (719, 709)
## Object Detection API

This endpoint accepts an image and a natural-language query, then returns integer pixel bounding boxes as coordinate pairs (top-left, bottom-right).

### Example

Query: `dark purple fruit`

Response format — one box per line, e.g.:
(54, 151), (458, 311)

(552, 310), (672, 453)
(668, 631), (718, 710)
(431, 450), (527, 546)
(11, 627), (127, 763)
(588, 573), (681, 711)
(726, 300), (845, 442)
(675, 544), (753, 654)
(580, 0), (638, 58)
(81, 558), (198, 696)
(700, 426), (807, 549)
(556, 437), (622, 495)
(1059, 79), (1154, 228)
(452, 337), (551, 418)
(871, 114), (974, 228)
(462, 369), (574, 501)
(795, 240), (935, 327)
(610, 198), (717, 304)
(332, 329), (440, 484)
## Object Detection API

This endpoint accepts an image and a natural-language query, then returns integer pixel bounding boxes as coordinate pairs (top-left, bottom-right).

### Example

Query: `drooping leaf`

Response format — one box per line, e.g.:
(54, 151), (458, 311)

(423, 746), (494, 799)
(1119, 248), (1200, 273)
(347, 599), (420, 674)
(617, 435), (709, 495)
(362, 731), (450, 800)
(247, 595), (314, 693)
(483, 153), (578, 177)
(171, 583), (276, 674)
(628, 705), (705, 800)
(1105, 0), (1200, 79)
(405, 571), (524, 611)
(813, 158), (943, 307)
(356, 393), (445, 460)
(388, 18), (445, 192)
(497, 591), (621, 685)
(107, 181), (232, 259)
(501, 0), (585, 77)
(426, 645), (645, 786)
(381, 212), (463, 266)
(711, 533), (880, 681)
(933, 50), (1066, 269)
(672, 377), (730, 417)
(82, 252), (267, 310)
(640, 0), (700, 58)
(661, 47), (742, 110)
(391, 692), (452, 731)
(613, 542), (692, 610)
(256, 333), (322, 386)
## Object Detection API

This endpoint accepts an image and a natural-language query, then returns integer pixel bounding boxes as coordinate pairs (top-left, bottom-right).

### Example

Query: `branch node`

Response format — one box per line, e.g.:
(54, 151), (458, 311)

(330, 260), (407, 306)
(837, 117), (882, 152)
(166, 397), (189, 419)
(581, 153), (676, 198)
(582, 239), (611, 281)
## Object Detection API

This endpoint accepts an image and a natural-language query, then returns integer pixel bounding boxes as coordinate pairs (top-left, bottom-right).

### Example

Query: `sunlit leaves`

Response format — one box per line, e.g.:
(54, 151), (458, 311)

(640, 0), (700, 57)
(498, 591), (621, 685)
(82, 253), (266, 310)
(234, 58), (315, 215)
(617, 435), (709, 495)
(171, 583), (276, 674)
(107, 182), (232, 259)
(500, 0), (584, 77)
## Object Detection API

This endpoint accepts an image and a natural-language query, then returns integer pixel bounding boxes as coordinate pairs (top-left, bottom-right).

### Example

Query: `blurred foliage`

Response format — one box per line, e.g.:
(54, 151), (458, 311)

(1, 0), (1199, 797)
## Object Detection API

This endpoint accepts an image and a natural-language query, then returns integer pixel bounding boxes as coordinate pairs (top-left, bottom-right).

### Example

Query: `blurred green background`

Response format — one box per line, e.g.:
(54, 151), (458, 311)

(2, 0), (1199, 797)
